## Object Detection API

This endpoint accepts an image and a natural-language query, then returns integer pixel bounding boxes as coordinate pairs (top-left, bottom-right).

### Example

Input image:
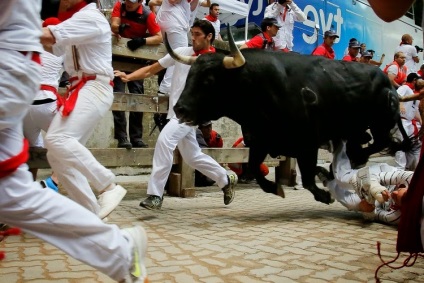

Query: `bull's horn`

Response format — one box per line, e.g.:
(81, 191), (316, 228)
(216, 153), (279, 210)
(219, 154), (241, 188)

(223, 25), (245, 69)
(164, 33), (196, 65)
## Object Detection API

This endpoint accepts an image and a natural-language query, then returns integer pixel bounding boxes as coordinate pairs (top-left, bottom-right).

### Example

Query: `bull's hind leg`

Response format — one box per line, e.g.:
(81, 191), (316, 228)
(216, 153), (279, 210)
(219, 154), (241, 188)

(297, 155), (334, 204)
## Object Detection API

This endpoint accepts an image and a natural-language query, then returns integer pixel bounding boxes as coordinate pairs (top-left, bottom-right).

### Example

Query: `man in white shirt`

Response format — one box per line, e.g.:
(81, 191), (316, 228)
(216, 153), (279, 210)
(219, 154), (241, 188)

(203, 3), (222, 40)
(1, 1), (148, 282)
(395, 34), (420, 74)
(395, 73), (423, 170)
(41, 0), (128, 219)
(264, 0), (306, 52)
(114, 20), (238, 210)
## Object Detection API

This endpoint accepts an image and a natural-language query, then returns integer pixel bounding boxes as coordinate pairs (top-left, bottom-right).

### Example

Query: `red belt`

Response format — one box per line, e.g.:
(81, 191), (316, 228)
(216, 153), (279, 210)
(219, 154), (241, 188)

(401, 117), (419, 136)
(40, 84), (60, 100)
(0, 139), (29, 179)
(58, 75), (114, 117)
(19, 51), (41, 65)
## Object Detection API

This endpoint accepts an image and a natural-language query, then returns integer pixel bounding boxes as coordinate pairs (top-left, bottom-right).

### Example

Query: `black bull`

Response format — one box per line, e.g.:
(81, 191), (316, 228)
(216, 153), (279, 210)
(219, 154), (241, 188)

(167, 40), (413, 205)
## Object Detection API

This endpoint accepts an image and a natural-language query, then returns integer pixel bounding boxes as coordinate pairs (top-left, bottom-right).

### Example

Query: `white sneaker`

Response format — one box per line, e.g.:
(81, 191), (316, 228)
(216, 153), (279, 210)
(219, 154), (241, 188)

(122, 226), (148, 283)
(98, 185), (127, 219)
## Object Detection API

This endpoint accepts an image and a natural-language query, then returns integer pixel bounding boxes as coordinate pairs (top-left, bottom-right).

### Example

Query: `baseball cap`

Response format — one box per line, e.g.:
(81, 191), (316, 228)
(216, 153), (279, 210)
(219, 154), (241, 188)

(262, 18), (282, 28)
(324, 30), (339, 38)
(362, 51), (373, 58)
(349, 40), (361, 48)
(406, 72), (421, 82)
(199, 121), (212, 127)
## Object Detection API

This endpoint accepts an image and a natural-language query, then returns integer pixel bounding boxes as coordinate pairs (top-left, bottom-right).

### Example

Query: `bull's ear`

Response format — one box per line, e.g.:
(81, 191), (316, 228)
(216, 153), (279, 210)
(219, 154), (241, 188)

(223, 24), (245, 69)
(164, 33), (196, 65)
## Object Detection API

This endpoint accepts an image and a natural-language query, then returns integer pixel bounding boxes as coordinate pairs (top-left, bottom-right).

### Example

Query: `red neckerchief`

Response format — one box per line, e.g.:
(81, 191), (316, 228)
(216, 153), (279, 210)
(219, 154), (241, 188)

(405, 82), (415, 91)
(205, 14), (218, 22)
(281, 5), (288, 21)
(193, 46), (216, 56)
(58, 1), (88, 21)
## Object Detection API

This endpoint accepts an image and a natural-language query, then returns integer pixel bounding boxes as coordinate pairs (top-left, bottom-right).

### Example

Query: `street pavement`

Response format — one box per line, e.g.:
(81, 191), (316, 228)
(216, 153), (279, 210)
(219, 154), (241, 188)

(1, 167), (424, 282)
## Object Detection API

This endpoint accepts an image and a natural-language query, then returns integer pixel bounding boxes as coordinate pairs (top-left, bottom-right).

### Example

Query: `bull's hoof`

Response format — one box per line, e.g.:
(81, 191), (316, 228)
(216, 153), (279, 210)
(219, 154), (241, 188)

(314, 190), (334, 205)
(277, 186), (285, 198)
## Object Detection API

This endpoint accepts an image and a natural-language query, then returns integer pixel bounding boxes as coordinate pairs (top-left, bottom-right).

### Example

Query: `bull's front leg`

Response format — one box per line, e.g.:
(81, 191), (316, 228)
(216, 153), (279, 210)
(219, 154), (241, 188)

(248, 146), (285, 198)
(297, 154), (334, 205)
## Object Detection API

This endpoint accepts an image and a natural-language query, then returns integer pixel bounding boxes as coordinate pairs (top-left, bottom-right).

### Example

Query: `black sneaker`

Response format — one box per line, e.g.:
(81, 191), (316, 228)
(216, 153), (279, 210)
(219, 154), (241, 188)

(315, 166), (332, 186)
(222, 171), (237, 205)
(132, 140), (148, 148)
(118, 138), (132, 149)
(140, 195), (163, 210)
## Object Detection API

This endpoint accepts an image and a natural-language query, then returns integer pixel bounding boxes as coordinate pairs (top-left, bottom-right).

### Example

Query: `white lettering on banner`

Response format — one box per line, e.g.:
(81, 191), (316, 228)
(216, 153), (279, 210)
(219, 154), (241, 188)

(248, 0), (264, 17)
(302, 5), (344, 45)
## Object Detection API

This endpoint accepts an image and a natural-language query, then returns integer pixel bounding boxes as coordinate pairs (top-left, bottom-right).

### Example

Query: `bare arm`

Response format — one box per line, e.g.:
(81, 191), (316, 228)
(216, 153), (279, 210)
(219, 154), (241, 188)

(200, 0), (211, 7)
(40, 27), (56, 48)
(110, 17), (121, 35)
(146, 32), (163, 45)
(399, 89), (424, 102)
(114, 61), (165, 82)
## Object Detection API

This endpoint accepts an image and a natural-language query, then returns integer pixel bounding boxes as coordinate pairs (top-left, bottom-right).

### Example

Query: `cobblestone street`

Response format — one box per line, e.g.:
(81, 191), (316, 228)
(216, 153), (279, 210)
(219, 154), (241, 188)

(1, 181), (424, 283)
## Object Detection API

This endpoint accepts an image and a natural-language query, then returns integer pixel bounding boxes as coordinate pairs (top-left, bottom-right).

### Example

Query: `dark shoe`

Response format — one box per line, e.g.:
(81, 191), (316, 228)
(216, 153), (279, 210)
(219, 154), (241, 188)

(132, 140), (148, 148)
(140, 195), (163, 210)
(315, 166), (333, 186)
(118, 138), (132, 149)
(222, 170), (237, 205)
(239, 176), (255, 184)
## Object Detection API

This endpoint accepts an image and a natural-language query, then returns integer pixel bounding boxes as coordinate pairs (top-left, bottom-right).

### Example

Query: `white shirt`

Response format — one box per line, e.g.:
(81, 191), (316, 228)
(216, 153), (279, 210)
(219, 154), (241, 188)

(395, 44), (419, 74)
(0, 0), (43, 53)
(49, 3), (113, 79)
(397, 84), (419, 126)
(158, 47), (194, 119)
(203, 17), (220, 39)
(156, 0), (191, 31)
(36, 51), (64, 100)
(264, 1), (306, 50)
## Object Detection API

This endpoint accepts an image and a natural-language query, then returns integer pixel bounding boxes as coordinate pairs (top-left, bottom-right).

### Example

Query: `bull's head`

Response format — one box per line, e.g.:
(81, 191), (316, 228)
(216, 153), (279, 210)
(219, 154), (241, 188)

(166, 25), (246, 125)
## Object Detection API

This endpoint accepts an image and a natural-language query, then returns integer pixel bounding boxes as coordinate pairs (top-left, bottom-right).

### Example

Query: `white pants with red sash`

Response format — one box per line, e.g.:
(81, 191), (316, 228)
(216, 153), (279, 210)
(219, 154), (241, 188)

(0, 50), (132, 281)
(44, 73), (115, 214)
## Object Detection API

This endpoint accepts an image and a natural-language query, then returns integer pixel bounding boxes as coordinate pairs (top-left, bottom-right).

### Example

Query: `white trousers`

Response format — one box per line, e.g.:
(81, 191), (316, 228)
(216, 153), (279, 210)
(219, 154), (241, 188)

(23, 98), (57, 147)
(147, 117), (228, 197)
(158, 29), (189, 94)
(0, 50), (131, 281)
(44, 75), (115, 214)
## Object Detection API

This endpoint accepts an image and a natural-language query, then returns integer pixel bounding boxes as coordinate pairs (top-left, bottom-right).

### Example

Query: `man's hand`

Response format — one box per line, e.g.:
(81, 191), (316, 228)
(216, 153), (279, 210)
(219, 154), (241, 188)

(118, 23), (130, 34)
(114, 70), (130, 83)
(127, 37), (147, 51)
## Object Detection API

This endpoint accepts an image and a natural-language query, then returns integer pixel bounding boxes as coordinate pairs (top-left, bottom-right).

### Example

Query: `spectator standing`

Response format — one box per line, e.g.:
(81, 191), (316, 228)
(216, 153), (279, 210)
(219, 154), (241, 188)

(311, 30), (339, 59)
(359, 50), (374, 64)
(111, 0), (162, 149)
(240, 18), (281, 50)
(383, 51), (408, 89)
(264, 0), (306, 52)
(367, 49), (385, 67)
(343, 38), (359, 57)
(203, 3), (222, 40)
(395, 73), (423, 170)
(41, 0), (128, 219)
(395, 34), (419, 74)
(1, 1), (148, 282)
(148, 0), (191, 95)
(342, 39), (361, 62)
(114, 20), (237, 210)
